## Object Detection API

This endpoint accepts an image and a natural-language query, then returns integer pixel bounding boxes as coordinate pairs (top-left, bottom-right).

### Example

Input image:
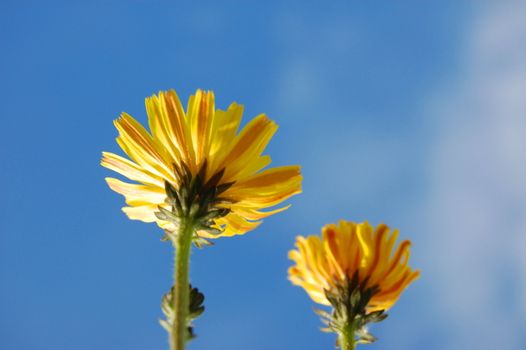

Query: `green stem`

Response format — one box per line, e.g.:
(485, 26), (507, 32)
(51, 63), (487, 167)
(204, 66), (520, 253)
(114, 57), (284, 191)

(339, 321), (357, 350)
(170, 218), (195, 350)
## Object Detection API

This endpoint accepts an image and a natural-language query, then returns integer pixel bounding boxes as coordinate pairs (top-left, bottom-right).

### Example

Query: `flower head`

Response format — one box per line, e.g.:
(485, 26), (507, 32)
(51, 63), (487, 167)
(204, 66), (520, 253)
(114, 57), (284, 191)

(288, 221), (419, 345)
(289, 220), (419, 310)
(102, 89), (302, 239)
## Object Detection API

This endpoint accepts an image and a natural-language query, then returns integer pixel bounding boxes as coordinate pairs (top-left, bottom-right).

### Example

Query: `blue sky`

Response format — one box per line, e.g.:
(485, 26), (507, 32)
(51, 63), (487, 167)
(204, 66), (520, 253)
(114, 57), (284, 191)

(2, 1), (526, 350)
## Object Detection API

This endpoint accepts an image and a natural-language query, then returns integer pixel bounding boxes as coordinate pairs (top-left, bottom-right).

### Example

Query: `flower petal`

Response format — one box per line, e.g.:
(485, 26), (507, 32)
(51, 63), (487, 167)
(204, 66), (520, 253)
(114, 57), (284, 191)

(114, 113), (175, 181)
(101, 152), (164, 187)
(219, 114), (278, 182)
(187, 90), (215, 167)
(226, 166), (302, 209)
(105, 177), (166, 205)
(122, 204), (159, 223)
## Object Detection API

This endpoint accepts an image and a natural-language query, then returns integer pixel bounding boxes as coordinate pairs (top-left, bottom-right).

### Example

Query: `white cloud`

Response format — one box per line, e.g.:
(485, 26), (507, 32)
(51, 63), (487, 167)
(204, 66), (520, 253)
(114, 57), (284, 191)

(426, 1), (526, 348)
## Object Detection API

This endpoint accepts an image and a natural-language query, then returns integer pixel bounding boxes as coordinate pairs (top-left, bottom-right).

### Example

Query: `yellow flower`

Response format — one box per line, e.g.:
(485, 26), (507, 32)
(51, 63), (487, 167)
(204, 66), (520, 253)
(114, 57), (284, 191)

(101, 89), (302, 238)
(288, 220), (419, 312)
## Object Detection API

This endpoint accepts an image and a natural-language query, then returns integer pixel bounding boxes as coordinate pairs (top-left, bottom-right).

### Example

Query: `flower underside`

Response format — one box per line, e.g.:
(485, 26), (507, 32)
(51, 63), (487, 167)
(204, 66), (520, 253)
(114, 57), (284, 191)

(316, 271), (388, 345)
(155, 160), (236, 247)
(288, 221), (420, 345)
(101, 89), (302, 239)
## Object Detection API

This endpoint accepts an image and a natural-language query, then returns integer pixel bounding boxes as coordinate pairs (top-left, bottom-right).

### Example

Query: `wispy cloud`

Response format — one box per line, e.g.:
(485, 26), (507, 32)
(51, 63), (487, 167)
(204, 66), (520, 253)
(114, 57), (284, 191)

(270, 2), (526, 348)
(426, 1), (526, 348)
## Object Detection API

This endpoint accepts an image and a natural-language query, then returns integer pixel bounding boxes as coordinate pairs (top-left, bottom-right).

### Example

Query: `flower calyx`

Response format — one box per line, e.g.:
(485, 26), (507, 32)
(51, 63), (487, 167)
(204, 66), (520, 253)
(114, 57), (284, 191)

(315, 271), (388, 346)
(155, 160), (235, 247)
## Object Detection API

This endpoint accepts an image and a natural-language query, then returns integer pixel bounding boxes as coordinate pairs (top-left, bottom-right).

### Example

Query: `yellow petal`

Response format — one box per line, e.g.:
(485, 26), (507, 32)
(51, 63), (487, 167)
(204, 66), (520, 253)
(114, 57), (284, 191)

(145, 93), (183, 164)
(226, 166), (302, 208)
(205, 103), (244, 175)
(187, 90), (215, 166)
(230, 205), (291, 221)
(114, 113), (174, 181)
(215, 213), (262, 237)
(105, 177), (166, 205)
(219, 114), (278, 182)
(164, 90), (195, 166)
(122, 204), (159, 223)
(101, 152), (164, 187)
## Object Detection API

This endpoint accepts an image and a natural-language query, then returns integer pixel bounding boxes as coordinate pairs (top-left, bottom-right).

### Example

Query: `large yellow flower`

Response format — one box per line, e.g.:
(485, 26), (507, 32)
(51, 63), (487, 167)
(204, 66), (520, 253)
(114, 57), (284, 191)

(101, 89), (302, 238)
(288, 220), (419, 312)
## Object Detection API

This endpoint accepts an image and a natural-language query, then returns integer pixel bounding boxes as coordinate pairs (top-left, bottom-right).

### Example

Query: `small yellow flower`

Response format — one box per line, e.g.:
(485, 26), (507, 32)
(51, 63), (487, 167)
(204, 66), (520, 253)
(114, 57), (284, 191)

(289, 221), (419, 348)
(101, 89), (302, 238)
(289, 221), (420, 311)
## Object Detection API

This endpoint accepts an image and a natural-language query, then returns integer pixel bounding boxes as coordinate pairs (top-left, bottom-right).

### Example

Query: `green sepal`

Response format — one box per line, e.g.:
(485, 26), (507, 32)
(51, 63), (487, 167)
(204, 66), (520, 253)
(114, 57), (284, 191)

(317, 272), (388, 347)
(215, 181), (235, 195)
(364, 310), (388, 324)
(201, 208), (231, 221)
(155, 161), (236, 248)
(155, 206), (180, 223)
(356, 329), (377, 344)
(192, 235), (214, 248)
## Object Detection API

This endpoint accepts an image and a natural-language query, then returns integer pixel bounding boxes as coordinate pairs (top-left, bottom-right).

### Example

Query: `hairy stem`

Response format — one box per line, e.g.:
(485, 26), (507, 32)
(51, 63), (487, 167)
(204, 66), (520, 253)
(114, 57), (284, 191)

(170, 218), (195, 350)
(339, 321), (357, 350)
